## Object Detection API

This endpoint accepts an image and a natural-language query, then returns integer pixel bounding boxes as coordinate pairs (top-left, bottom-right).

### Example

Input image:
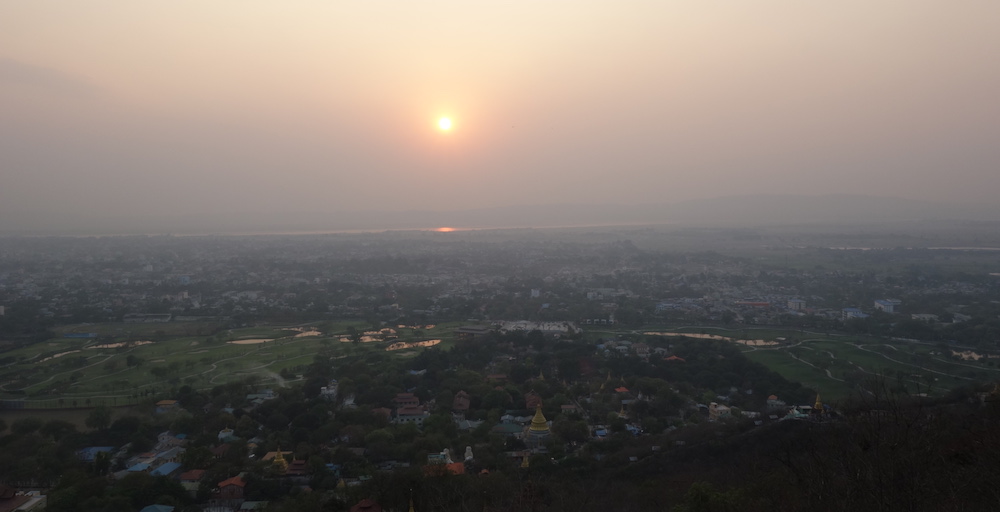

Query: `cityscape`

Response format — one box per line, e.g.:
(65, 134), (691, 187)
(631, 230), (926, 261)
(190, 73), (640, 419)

(0, 225), (999, 511)
(3, 1), (1000, 510)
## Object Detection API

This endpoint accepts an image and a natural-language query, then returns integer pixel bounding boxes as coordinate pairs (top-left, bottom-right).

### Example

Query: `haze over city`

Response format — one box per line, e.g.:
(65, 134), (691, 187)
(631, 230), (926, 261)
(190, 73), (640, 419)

(3, 1), (1000, 234)
(7, 5), (1000, 510)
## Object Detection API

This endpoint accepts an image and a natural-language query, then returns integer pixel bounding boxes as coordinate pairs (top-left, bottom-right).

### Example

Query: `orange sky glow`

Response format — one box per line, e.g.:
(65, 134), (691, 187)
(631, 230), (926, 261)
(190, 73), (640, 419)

(2, 1), (1000, 226)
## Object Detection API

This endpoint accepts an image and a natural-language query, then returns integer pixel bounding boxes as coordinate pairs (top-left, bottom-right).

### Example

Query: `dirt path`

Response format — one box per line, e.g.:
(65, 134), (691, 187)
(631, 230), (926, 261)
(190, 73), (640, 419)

(853, 344), (973, 381)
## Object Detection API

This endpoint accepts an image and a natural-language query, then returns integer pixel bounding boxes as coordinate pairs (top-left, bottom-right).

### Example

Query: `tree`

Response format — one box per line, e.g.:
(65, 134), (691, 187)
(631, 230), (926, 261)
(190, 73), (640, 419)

(93, 451), (112, 476)
(347, 326), (362, 344)
(181, 446), (213, 469)
(10, 417), (43, 436)
(672, 482), (743, 512)
(86, 405), (112, 431)
(40, 420), (77, 441)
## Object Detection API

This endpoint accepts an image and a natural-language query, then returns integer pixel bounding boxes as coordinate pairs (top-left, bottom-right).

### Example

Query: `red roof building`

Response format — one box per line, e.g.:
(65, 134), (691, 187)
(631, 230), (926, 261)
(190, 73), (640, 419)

(350, 499), (382, 512)
(453, 391), (471, 412)
(392, 393), (419, 408)
(179, 469), (206, 482)
(524, 391), (543, 410)
(423, 462), (466, 477)
(217, 476), (246, 501)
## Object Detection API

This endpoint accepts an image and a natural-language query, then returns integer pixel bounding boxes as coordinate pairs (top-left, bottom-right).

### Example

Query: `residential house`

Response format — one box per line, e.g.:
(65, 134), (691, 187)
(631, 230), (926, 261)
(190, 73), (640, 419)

(218, 428), (237, 442)
(708, 402), (731, 421)
(214, 476), (247, 510)
(452, 391), (471, 413)
(560, 404), (581, 415)
(632, 343), (650, 359)
(151, 462), (182, 478)
(394, 405), (430, 427)
(765, 395), (787, 414)
(179, 469), (206, 496)
(156, 431), (187, 449)
(320, 380), (338, 401)
(0, 485), (46, 512)
(155, 400), (179, 414)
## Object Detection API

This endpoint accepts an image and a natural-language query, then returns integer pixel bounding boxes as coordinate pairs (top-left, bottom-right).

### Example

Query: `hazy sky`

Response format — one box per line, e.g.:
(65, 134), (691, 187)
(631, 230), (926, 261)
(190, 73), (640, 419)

(2, 1), (999, 224)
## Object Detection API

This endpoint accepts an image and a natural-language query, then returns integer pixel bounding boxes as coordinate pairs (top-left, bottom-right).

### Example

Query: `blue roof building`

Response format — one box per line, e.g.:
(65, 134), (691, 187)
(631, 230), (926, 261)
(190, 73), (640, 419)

(842, 308), (869, 320)
(151, 462), (182, 477)
(77, 446), (116, 462)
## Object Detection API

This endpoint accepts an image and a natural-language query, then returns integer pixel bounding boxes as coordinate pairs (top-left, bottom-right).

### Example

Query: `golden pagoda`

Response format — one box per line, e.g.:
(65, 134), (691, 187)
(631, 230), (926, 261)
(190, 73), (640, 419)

(813, 393), (823, 414)
(272, 446), (288, 473)
(526, 404), (550, 449)
(529, 405), (548, 431)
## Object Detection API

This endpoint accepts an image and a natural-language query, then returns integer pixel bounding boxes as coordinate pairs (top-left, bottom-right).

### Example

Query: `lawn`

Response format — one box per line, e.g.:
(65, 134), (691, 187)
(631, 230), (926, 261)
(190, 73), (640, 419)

(640, 326), (1000, 402)
(743, 349), (856, 400)
(0, 320), (462, 407)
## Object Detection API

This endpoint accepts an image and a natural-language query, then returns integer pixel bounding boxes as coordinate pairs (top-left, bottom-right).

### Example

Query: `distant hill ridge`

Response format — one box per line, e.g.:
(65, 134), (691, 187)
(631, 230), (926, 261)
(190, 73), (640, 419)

(3, 194), (1000, 236)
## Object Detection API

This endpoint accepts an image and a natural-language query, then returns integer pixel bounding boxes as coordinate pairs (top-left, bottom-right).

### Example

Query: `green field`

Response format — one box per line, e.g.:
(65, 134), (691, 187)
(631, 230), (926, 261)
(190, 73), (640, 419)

(6, 320), (998, 408)
(643, 326), (1000, 402)
(0, 321), (464, 408)
(741, 349), (856, 399)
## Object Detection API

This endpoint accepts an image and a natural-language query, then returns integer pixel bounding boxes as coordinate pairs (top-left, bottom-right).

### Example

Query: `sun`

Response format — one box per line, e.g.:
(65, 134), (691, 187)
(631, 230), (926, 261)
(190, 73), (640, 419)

(437, 117), (453, 131)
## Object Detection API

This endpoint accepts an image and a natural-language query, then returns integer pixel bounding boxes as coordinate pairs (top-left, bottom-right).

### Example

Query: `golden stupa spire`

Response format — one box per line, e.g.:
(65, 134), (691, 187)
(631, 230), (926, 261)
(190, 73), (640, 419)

(273, 445), (288, 472)
(529, 404), (548, 431)
(814, 393), (823, 412)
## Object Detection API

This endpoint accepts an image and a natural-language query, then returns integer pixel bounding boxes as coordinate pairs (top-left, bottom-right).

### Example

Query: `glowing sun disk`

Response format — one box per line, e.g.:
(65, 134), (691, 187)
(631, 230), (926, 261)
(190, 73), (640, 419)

(438, 117), (453, 131)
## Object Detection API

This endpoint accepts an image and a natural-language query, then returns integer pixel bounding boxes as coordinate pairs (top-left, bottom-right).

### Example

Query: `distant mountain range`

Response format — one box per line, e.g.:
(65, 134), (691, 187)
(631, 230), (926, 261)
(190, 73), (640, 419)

(3, 194), (1000, 236)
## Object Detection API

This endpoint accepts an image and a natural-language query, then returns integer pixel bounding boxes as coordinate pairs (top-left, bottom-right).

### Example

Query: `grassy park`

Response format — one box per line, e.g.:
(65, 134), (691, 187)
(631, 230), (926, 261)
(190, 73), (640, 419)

(0, 320), (463, 408)
(642, 325), (1000, 401)
(3, 318), (998, 409)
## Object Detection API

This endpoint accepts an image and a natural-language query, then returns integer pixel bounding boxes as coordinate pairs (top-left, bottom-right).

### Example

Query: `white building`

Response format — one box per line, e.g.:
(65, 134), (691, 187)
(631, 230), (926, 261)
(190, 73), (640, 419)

(874, 299), (901, 313)
(787, 299), (806, 311)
